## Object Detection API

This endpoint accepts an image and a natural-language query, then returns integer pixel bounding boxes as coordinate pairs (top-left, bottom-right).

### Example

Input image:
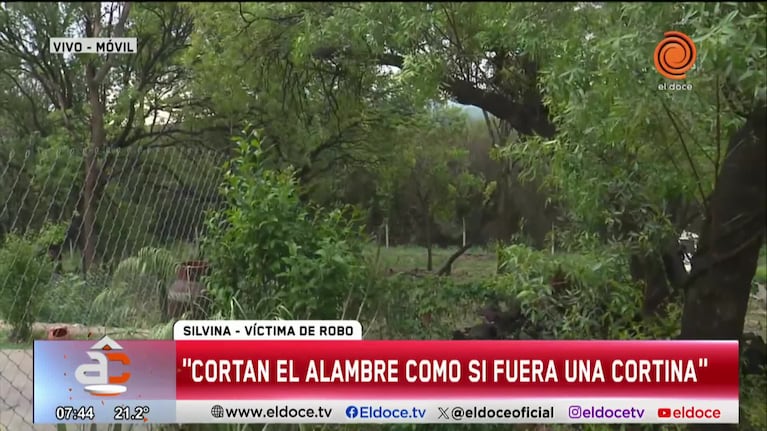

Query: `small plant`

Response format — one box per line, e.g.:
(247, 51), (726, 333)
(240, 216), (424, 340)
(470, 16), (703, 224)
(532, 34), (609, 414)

(0, 224), (65, 341)
(84, 247), (177, 327)
(112, 246), (178, 319)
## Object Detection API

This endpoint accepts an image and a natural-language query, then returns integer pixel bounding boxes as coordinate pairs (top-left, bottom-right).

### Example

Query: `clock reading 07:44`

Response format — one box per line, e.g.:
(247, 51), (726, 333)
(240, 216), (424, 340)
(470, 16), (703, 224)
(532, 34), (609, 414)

(114, 405), (151, 421)
(54, 405), (95, 421)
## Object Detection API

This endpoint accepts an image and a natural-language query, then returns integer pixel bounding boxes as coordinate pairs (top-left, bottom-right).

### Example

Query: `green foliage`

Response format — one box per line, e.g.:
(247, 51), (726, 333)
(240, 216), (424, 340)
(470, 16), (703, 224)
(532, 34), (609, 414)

(0, 224), (65, 341)
(755, 245), (767, 286)
(506, 2), (766, 254)
(41, 247), (179, 327)
(491, 244), (680, 340)
(186, 2), (406, 199)
(201, 136), (372, 320)
(374, 275), (487, 339)
(41, 271), (103, 325)
(102, 246), (177, 322)
(741, 373), (767, 430)
(112, 247), (177, 293)
(369, 242), (682, 343)
(376, 106), (483, 249)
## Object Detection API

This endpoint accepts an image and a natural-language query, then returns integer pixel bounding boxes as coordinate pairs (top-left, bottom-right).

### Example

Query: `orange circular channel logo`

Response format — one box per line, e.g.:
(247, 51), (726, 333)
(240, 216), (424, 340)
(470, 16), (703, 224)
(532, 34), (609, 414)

(654, 31), (697, 80)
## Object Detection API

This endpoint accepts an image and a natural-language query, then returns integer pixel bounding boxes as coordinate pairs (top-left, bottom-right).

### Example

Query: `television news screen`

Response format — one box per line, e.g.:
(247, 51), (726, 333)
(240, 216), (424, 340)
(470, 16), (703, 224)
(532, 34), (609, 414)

(0, 2), (765, 431)
(33, 321), (742, 425)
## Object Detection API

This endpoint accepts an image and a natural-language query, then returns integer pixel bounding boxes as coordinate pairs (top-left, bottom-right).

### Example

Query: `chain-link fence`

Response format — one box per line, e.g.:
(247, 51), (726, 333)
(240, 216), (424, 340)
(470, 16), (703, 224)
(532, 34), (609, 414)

(0, 143), (229, 430)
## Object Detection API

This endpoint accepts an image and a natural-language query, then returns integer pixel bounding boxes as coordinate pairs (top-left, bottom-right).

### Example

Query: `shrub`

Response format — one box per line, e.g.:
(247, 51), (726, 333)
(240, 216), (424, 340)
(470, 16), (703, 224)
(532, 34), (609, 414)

(42, 247), (178, 328)
(107, 246), (177, 322)
(486, 243), (680, 340)
(0, 224), (65, 341)
(369, 272), (494, 340)
(742, 373), (767, 430)
(201, 136), (372, 320)
(40, 272), (95, 324)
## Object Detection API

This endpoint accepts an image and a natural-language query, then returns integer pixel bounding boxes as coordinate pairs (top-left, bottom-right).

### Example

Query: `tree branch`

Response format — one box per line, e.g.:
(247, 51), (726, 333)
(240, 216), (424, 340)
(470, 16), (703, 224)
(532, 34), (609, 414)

(313, 48), (556, 138)
(93, 2), (132, 84)
(437, 243), (473, 276)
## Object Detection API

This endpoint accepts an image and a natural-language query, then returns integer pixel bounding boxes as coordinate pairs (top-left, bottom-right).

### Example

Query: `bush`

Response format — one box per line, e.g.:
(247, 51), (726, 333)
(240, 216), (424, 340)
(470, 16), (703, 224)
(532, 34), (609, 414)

(41, 247), (177, 328)
(0, 224), (64, 341)
(104, 246), (177, 323)
(201, 137), (372, 320)
(373, 275), (475, 339)
(367, 243), (683, 343)
(40, 272), (99, 324)
(485, 244), (680, 340)
(742, 373), (767, 430)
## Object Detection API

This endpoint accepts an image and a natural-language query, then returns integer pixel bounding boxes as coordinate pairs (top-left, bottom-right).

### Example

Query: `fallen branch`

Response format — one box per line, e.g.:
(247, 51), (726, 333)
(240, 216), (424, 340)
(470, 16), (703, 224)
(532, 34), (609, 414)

(437, 243), (473, 276)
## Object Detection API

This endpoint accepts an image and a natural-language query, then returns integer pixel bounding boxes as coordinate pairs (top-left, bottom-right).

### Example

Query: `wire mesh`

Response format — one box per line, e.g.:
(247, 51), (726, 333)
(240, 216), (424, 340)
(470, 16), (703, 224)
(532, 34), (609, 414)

(0, 142), (229, 430)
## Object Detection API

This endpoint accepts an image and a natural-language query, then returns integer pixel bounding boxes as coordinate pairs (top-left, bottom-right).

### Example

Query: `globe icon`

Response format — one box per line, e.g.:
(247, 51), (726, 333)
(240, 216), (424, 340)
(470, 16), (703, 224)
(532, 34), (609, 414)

(211, 405), (224, 418)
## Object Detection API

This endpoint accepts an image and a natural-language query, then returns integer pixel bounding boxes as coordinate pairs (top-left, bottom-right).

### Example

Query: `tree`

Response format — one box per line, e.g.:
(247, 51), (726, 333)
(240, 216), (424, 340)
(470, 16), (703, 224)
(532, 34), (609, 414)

(184, 2), (408, 195)
(513, 1), (765, 348)
(82, 2), (132, 272)
(382, 106), (482, 270)
(186, 2), (559, 244)
(508, 3), (718, 314)
(681, 103), (766, 341)
(0, 2), (207, 271)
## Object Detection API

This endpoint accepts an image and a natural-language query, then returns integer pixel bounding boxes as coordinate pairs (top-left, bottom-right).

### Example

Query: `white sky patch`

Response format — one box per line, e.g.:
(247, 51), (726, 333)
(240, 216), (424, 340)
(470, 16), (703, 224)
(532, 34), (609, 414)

(574, 3), (604, 11)
(378, 65), (399, 76)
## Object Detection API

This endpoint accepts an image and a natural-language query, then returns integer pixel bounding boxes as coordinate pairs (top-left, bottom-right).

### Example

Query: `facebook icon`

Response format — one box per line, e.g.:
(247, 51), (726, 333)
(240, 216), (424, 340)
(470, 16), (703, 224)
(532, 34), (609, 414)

(346, 406), (359, 418)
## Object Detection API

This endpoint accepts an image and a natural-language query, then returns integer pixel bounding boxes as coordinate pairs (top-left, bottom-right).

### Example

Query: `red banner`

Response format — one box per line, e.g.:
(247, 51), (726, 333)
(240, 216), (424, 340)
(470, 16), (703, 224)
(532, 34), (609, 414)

(175, 340), (738, 400)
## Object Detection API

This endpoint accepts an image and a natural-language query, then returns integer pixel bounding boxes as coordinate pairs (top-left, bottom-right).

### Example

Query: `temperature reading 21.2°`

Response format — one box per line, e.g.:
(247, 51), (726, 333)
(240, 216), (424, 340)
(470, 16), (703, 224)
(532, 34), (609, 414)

(114, 405), (150, 421)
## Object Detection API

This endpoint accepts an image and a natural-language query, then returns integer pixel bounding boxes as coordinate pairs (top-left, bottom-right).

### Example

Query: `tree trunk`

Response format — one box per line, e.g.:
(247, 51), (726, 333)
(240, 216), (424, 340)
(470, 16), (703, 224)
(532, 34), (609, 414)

(82, 62), (105, 273)
(630, 238), (690, 316)
(462, 217), (466, 246)
(681, 105), (766, 431)
(680, 105), (766, 431)
(425, 214), (433, 271)
(79, 3), (131, 273)
(630, 252), (672, 316)
(681, 103), (766, 342)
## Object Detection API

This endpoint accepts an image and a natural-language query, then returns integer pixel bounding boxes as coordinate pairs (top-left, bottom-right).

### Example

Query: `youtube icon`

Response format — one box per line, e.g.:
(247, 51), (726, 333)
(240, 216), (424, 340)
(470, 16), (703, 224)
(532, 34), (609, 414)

(657, 408), (671, 418)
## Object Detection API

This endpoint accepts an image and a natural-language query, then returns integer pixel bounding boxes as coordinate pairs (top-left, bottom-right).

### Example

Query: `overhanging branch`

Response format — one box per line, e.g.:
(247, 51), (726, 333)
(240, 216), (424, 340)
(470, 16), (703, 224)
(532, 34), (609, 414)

(312, 48), (556, 138)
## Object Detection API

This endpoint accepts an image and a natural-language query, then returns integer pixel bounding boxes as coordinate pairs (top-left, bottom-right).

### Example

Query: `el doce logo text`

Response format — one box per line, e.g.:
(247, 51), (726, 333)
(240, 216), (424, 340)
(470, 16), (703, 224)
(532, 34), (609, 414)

(657, 406), (721, 419)
(654, 31), (697, 80)
(74, 336), (131, 396)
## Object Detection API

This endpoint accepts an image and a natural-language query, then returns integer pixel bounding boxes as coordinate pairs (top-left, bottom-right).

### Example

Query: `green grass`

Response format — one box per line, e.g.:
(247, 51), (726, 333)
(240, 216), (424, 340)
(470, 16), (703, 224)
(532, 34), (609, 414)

(755, 244), (767, 284)
(367, 244), (497, 282)
(0, 327), (43, 349)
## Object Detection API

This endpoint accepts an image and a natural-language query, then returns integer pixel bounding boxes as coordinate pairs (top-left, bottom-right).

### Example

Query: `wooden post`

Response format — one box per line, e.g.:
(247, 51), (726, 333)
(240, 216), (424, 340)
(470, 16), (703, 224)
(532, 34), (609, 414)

(551, 224), (555, 254)
(385, 222), (389, 248)
(462, 217), (466, 247)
